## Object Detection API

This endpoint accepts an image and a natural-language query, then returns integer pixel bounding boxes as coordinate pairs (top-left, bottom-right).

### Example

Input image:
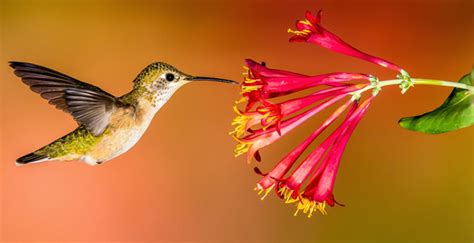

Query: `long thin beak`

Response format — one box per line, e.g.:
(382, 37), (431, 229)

(188, 76), (239, 85)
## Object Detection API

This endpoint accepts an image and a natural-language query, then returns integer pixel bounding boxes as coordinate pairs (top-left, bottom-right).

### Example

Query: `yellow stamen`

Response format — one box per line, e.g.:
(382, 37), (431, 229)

(242, 66), (251, 76)
(232, 135), (252, 157)
(279, 186), (329, 218)
(254, 184), (275, 200)
(259, 111), (278, 131)
(229, 107), (246, 136)
(261, 122), (273, 131)
(287, 28), (312, 37)
(299, 19), (313, 26)
(235, 97), (247, 105)
(240, 84), (261, 93)
(232, 105), (243, 115)
(278, 187), (300, 204)
(234, 143), (251, 157)
(230, 117), (248, 137)
(229, 105), (261, 137)
(244, 77), (259, 84)
(264, 115), (278, 124)
(294, 198), (327, 218)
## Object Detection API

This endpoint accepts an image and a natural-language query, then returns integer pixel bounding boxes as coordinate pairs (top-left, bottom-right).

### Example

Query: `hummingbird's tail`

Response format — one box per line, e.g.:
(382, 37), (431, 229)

(16, 152), (50, 166)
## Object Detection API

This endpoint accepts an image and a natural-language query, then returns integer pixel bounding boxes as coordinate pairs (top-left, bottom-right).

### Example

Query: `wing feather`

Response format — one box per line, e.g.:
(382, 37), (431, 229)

(10, 61), (129, 136)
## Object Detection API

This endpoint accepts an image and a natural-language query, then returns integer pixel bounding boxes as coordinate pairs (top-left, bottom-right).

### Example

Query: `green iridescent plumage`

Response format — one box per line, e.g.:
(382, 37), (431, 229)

(35, 126), (102, 158)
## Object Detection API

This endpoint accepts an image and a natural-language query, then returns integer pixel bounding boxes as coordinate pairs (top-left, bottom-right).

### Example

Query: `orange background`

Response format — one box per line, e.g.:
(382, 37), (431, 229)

(1, 0), (473, 242)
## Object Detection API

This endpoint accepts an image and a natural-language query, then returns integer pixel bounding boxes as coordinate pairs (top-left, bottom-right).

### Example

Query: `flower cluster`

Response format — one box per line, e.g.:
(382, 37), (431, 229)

(231, 10), (408, 217)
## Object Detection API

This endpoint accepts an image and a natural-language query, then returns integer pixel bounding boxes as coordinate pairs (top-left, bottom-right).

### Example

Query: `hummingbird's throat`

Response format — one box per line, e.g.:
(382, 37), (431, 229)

(142, 86), (181, 113)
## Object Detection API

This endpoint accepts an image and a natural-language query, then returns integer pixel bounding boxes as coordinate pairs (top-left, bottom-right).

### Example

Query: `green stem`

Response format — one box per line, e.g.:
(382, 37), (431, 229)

(356, 78), (474, 95)
(409, 79), (474, 91)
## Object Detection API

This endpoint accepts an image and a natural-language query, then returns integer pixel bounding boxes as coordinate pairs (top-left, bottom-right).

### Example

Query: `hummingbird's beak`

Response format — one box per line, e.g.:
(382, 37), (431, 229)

(187, 76), (238, 85)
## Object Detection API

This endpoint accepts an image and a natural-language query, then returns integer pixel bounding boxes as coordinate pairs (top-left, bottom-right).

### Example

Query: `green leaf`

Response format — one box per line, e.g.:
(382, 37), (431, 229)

(399, 69), (474, 134)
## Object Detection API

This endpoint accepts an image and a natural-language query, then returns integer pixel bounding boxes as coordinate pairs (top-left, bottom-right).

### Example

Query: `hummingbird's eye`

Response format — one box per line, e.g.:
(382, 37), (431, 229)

(165, 73), (175, 82)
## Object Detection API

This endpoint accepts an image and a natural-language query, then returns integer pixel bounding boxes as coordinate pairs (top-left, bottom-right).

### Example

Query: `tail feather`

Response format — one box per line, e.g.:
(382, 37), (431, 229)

(16, 152), (50, 165)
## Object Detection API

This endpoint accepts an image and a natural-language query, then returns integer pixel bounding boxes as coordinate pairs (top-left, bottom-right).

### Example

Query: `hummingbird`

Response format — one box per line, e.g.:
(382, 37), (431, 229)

(11, 61), (237, 166)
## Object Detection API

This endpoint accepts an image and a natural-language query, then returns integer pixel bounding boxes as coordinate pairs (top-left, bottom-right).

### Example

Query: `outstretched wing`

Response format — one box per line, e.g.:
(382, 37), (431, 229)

(10, 61), (128, 136)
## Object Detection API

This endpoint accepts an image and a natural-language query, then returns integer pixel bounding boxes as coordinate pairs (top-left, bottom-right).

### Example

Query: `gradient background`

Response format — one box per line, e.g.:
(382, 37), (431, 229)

(1, 0), (473, 242)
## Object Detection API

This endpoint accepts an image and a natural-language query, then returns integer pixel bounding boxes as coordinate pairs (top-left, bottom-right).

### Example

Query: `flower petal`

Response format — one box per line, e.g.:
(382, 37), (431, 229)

(282, 101), (359, 193)
(289, 10), (404, 72)
(257, 99), (354, 190)
(237, 94), (347, 161)
(245, 59), (307, 78)
(303, 96), (374, 204)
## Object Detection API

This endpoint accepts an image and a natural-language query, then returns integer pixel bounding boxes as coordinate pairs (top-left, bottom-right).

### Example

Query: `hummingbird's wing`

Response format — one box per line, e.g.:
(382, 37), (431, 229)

(10, 61), (129, 136)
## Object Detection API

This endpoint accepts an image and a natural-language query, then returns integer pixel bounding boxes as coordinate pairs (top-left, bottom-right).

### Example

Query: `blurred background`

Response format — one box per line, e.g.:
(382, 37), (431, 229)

(0, 0), (472, 242)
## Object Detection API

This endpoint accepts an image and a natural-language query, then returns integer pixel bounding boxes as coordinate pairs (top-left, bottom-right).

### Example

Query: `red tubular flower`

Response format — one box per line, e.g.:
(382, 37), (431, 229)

(242, 59), (371, 110)
(232, 60), (375, 217)
(233, 94), (347, 162)
(255, 99), (355, 197)
(232, 60), (368, 139)
(230, 107), (264, 137)
(279, 97), (374, 217)
(232, 9), (407, 218)
(288, 10), (404, 72)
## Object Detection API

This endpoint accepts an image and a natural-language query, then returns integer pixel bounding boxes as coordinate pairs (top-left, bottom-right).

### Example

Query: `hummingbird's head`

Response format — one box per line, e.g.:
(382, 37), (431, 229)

(132, 62), (237, 104)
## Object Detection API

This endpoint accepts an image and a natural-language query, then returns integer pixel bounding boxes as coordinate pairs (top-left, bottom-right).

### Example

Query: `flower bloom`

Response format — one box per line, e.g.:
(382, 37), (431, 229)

(232, 9), (408, 217)
(240, 59), (371, 111)
(232, 60), (374, 216)
(277, 97), (373, 217)
(288, 10), (404, 72)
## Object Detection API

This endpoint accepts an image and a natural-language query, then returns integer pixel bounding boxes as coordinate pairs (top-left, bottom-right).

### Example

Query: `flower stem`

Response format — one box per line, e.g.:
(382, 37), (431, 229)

(355, 78), (474, 96)
(409, 79), (473, 91)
